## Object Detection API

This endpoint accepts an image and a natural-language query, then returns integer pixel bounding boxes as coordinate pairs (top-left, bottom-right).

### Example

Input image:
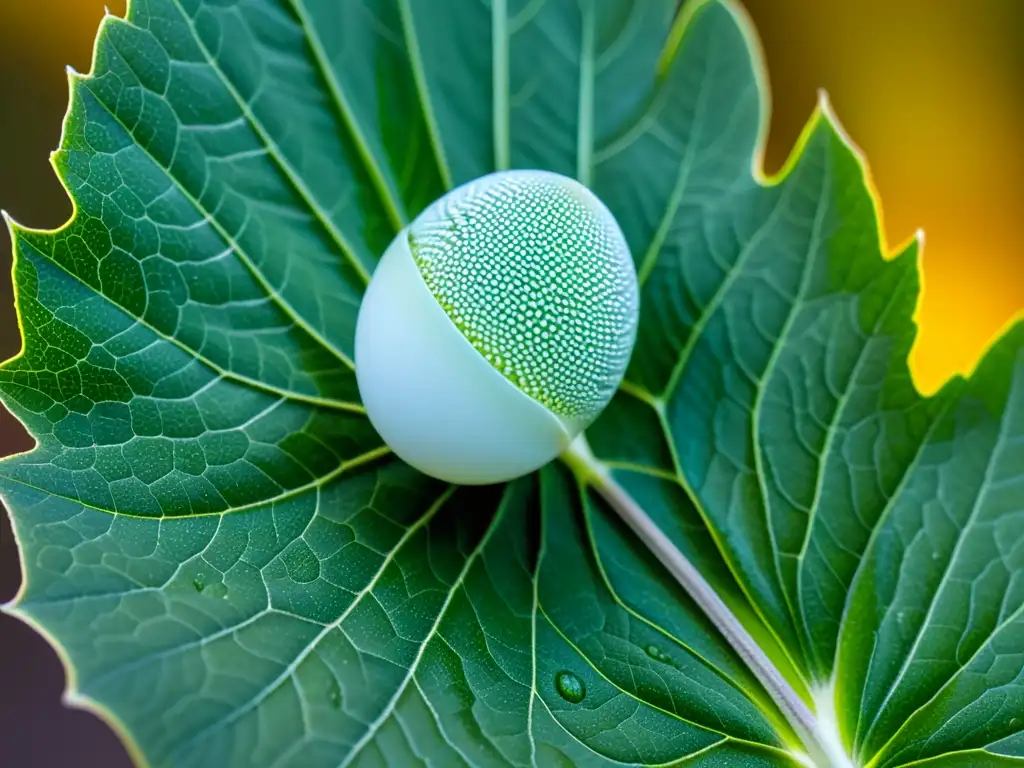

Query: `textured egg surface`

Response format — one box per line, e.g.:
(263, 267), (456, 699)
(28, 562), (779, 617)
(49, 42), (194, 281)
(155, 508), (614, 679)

(409, 172), (637, 422)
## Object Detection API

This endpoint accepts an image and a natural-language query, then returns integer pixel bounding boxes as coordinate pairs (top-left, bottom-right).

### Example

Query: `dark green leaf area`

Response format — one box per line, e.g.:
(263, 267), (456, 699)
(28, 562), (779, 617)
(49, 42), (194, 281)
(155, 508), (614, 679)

(8, 462), (796, 767)
(1, 236), (381, 519)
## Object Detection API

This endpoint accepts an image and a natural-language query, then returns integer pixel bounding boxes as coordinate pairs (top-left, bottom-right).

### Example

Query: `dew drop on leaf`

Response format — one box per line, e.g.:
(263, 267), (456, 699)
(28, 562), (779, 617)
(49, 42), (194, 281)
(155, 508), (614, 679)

(554, 671), (586, 704)
(205, 582), (228, 599)
(644, 644), (670, 663)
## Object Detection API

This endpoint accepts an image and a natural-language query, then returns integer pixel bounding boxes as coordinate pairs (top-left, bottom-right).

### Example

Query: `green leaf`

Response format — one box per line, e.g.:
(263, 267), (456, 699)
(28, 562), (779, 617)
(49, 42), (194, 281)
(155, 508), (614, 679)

(1, 1), (1021, 766)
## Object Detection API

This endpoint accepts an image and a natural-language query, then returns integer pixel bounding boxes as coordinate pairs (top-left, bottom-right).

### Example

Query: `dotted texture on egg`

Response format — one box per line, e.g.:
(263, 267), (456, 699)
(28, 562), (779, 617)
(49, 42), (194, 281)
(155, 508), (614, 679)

(409, 175), (636, 421)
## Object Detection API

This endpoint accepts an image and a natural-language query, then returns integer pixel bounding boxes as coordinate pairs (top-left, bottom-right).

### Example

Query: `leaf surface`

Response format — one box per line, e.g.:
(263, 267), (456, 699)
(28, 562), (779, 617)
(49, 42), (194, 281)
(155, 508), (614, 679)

(2, 1), (1022, 766)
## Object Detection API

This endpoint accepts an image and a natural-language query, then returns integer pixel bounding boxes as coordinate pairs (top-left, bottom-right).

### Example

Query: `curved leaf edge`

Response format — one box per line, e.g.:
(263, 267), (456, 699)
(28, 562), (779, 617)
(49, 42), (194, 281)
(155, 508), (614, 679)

(0, 2), (1020, 768)
(0, 6), (167, 763)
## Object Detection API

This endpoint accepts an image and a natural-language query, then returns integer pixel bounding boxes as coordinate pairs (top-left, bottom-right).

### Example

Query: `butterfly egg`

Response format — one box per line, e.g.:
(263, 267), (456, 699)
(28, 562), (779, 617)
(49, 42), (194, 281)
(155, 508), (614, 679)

(355, 169), (638, 484)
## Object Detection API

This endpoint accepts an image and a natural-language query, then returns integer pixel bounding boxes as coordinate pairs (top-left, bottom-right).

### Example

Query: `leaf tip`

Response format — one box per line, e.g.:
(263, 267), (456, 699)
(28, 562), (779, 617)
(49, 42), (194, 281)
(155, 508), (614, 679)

(815, 88), (864, 163)
(816, 87), (832, 112)
(813, 88), (909, 261)
(0, 597), (17, 619)
(2, 210), (34, 247)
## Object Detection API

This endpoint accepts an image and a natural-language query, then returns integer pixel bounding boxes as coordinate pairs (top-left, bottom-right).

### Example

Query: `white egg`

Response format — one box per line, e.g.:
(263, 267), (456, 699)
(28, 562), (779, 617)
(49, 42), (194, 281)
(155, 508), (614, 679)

(355, 169), (638, 485)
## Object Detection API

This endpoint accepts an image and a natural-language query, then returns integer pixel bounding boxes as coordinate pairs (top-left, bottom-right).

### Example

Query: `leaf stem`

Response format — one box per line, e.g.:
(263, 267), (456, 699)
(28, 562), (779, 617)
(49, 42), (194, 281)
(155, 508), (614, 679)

(561, 436), (847, 768)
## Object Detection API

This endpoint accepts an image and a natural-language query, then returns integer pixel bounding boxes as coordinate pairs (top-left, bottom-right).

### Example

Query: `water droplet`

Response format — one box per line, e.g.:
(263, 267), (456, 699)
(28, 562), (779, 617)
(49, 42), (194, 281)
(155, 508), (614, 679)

(555, 671), (586, 704)
(327, 679), (341, 710)
(193, 575), (205, 592)
(205, 582), (228, 600)
(644, 644), (670, 663)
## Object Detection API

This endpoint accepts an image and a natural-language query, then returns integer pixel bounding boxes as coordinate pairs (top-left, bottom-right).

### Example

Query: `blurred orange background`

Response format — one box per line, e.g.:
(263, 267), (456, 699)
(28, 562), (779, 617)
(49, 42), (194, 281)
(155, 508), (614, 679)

(0, 1), (1021, 766)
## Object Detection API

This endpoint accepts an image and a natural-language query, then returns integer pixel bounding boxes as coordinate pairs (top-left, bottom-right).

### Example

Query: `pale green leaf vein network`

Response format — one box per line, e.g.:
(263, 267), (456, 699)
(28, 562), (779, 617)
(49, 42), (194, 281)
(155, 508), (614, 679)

(530, 709), (740, 768)
(752, 152), (830, 665)
(871, 598), (1024, 768)
(538, 603), (731, 739)
(611, 180), (815, 690)
(530, 471), (588, 767)
(405, 677), (477, 768)
(860, 359), (1019, 755)
(632, 52), (713, 287)
(893, 749), (1024, 768)
(591, 26), (698, 168)
(165, 0), (373, 286)
(658, 180), (802, 402)
(530, 469), (774, 767)
(594, 2), (647, 74)
(509, 0), (547, 34)
(339, 483), (513, 767)
(81, 602), (319, 696)
(528, 499), (542, 768)
(0, 444), (391, 520)
(86, 16), (359, 372)
(266, 736), (307, 768)
(173, 483), (457, 755)
(398, 0), (454, 190)
(577, 479), (779, 720)
(794, 263), (915, 670)
(535, 616), (804, 767)
(536, 609), (789, 766)
(600, 461), (681, 483)
(409, 677), (475, 767)
(833, 392), (955, 702)
(7, 226), (362, 412)
(287, 0), (409, 230)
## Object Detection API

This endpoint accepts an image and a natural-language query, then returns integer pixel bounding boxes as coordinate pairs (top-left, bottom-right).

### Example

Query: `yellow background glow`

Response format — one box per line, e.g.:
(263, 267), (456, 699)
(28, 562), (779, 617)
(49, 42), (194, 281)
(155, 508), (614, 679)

(1, 0), (1021, 395)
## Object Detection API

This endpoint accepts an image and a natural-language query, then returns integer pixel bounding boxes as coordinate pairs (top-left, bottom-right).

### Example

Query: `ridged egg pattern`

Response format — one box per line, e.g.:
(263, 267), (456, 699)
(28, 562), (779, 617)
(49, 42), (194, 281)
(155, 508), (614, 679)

(355, 170), (638, 484)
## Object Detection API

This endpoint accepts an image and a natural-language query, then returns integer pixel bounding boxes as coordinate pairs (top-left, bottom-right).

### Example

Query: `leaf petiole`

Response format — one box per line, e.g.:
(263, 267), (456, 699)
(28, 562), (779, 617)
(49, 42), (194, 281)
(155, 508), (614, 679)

(560, 436), (850, 768)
